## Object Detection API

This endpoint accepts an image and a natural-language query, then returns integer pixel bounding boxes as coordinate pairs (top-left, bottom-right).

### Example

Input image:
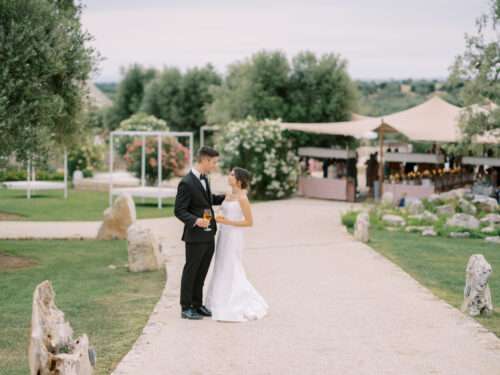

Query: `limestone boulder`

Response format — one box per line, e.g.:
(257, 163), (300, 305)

(354, 213), (370, 243)
(449, 232), (470, 238)
(381, 191), (395, 206)
(461, 254), (493, 316)
(422, 228), (437, 237)
(408, 214), (424, 221)
(127, 224), (162, 272)
(481, 226), (496, 234)
(446, 213), (480, 230)
(440, 188), (468, 202)
(422, 210), (439, 223)
(29, 280), (95, 375)
(473, 195), (498, 213)
(96, 194), (136, 240)
(485, 236), (500, 244)
(438, 190), (459, 202)
(480, 213), (500, 225)
(436, 204), (455, 216)
(459, 198), (477, 215)
(406, 199), (424, 215)
(382, 214), (406, 227)
(427, 194), (442, 204)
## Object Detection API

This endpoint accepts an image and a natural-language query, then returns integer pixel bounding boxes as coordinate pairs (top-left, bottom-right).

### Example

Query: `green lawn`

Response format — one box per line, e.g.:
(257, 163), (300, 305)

(0, 240), (165, 375)
(0, 189), (174, 221)
(369, 229), (500, 336)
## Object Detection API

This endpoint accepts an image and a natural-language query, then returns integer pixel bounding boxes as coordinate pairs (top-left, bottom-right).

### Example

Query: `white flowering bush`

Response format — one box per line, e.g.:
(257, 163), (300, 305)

(217, 118), (300, 199)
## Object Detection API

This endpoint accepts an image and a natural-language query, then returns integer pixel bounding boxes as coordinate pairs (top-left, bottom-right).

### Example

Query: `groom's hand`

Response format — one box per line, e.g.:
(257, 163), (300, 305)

(195, 218), (210, 228)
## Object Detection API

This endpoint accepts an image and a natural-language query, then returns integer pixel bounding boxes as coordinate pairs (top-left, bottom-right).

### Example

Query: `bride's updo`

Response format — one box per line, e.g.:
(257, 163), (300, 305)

(233, 167), (251, 190)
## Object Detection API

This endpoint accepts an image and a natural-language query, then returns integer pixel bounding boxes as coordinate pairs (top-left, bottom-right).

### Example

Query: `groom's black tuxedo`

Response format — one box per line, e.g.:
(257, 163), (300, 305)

(174, 171), (225, 309)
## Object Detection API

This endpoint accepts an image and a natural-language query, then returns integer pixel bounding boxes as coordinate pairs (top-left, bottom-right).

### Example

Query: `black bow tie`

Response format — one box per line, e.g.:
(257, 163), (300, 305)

(200, 174), (208, 181)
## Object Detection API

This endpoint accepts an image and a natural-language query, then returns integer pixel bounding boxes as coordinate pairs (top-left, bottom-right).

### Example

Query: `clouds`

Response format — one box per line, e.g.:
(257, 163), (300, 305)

(80, 0), (484, 82)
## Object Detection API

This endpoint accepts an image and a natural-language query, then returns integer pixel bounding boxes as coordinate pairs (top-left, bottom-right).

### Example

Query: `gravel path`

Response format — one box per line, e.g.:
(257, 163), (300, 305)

(109, 198), (500, 375)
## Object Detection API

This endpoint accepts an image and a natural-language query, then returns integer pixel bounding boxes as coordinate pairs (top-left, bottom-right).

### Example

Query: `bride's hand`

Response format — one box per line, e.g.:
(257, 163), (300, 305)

(216, 215), (228, 224)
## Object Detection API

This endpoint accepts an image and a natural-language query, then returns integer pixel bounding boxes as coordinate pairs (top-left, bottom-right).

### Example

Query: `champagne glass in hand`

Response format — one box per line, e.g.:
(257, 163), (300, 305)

(203, 208), (212, 232)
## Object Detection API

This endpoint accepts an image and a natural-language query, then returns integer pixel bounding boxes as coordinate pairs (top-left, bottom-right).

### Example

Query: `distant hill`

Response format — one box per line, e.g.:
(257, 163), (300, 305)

(356, 79), (461, 116)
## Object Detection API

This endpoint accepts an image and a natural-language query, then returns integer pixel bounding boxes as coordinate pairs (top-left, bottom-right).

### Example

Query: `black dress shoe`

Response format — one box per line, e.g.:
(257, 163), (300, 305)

(181, 308), (203, 320)
(196, 306), (212, 317)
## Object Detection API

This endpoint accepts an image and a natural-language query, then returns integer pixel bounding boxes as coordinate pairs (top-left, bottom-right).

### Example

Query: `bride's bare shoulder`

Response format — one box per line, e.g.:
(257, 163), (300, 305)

(238, 191), (250, 203)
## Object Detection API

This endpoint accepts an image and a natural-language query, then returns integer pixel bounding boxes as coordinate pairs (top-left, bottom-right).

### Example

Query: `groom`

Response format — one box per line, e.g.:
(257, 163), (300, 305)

(174, 146), (226, 320)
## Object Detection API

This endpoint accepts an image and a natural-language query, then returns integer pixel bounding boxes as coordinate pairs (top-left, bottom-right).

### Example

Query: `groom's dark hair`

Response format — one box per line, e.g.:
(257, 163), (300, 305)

(197, 146), (219, 161)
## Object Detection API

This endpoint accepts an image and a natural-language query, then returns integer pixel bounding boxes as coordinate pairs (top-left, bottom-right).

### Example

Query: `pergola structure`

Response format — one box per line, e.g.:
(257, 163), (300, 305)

(109, 130), (194, 208)
(2, 149), (68, 199)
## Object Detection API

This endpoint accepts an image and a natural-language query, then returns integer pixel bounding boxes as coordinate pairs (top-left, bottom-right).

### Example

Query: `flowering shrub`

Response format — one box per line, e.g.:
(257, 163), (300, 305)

(68, 142), (104, 178)
(216, 118), (300, 199)
(123, 137), (189, 183)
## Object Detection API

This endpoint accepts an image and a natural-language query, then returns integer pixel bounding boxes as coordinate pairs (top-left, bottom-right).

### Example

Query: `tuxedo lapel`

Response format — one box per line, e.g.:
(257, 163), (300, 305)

(205, 176), (213, 205)
(189, 171), (210, 205)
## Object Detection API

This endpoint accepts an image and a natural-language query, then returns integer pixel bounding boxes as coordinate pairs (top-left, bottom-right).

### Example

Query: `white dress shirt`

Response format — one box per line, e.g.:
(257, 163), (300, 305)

(191, 167), (207, 191)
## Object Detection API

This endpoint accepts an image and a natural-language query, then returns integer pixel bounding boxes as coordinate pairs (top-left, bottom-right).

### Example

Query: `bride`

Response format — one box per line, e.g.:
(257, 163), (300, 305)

(206, 167), (268, 322)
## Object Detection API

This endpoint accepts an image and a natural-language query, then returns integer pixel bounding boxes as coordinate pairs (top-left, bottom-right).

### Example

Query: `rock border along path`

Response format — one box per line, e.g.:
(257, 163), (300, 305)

(3, 198), (500, 374)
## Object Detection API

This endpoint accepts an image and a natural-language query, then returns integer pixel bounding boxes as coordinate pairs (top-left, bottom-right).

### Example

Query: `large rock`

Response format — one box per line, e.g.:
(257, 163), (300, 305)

(436, 204), (455, 216)
(29, 281), (95, 375)
(480, 213), (500, 225)
(449, 231), (470, 238)
(381, 191), (395, 206)
(408, 214), (424, 221)
(427, 194), (442, 204)
(485, 236), (500, 244)
(481, 226), (496, 234)
(473, 195), (499, 213)
(422, 210), (439, 223)
(127, 224), (162, 272)
(422, 228), (437, 236)
(438, 190), (459, 202)
(461, 254), (493, 316)
(446, 213), (480, 230)
(405, 225), (433, 233)
(440, 188), (468, 202)
(96, 194), (136, 240)
(406, 199), (424, 215)
(354, 213), (370, 243)
(382, 214), (406, 227)
(459, 198), (477, 215)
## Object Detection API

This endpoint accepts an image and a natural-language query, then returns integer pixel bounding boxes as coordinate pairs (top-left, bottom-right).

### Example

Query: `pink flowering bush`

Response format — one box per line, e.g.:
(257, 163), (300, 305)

(124, 137), (189, 183)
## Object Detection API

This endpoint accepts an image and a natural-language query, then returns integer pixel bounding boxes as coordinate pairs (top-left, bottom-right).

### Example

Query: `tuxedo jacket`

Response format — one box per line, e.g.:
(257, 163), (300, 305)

(174, 171), (225, 243)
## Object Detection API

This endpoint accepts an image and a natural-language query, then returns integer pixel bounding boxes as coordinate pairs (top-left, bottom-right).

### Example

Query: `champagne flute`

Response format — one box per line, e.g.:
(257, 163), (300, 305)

(203, 208), (212, 232)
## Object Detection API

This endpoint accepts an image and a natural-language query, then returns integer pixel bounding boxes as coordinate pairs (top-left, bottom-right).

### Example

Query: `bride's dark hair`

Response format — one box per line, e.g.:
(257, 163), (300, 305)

(233, 167), (251, 190)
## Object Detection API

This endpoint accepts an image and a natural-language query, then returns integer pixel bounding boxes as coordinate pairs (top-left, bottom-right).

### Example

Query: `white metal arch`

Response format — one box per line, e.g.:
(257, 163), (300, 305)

(109, 130), (194, 208)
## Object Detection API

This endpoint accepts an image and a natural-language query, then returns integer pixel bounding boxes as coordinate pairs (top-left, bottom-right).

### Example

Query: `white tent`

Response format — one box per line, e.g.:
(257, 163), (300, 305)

(281, 96), (471, 143)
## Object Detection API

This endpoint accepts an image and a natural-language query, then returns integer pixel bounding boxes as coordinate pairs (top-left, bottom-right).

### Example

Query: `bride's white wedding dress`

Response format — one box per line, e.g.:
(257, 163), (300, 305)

(206, 199), (268, 322)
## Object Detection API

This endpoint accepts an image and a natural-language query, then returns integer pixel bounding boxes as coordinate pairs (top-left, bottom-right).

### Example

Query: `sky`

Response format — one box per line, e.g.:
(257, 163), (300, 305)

(80, 0), (488, 83)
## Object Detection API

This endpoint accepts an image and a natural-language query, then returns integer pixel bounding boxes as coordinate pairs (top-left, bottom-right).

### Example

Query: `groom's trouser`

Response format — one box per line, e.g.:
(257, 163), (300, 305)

(180, 240), (215, 309)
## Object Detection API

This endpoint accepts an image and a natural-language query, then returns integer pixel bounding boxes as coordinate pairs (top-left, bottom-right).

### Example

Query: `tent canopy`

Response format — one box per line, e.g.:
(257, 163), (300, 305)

(281, 96), (471, 143)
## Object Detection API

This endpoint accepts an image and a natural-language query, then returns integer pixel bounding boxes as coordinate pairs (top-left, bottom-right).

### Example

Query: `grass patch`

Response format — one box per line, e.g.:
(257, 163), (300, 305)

(0, 240), (165, 375)
(0, 189), (174, 221)
(369, 229), (500, 336)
